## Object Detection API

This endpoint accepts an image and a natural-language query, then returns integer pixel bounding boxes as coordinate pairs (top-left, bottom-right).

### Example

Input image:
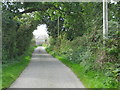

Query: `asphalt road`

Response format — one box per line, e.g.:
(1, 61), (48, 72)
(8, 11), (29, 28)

(10, 46), (85, 88)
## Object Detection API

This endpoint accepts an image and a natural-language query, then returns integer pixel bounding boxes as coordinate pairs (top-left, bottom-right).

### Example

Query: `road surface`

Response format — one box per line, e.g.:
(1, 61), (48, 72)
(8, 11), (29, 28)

(10, 46), (85, 88)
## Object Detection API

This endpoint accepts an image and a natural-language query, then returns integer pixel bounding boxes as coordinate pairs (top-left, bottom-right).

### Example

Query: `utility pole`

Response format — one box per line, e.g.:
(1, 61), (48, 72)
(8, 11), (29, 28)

(103, 0), (108, 39)
(58, 16), (59, 37)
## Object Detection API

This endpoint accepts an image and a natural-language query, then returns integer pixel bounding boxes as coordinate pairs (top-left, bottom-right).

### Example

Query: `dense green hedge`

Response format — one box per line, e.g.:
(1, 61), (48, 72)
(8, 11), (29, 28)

(2, 8), (38, 64)
(2, 38), (36, 88)
(46, 29), (119, 87)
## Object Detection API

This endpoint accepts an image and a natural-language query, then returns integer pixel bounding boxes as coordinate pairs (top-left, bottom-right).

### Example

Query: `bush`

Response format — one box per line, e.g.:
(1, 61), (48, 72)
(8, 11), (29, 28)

(46, 29), (119, 88)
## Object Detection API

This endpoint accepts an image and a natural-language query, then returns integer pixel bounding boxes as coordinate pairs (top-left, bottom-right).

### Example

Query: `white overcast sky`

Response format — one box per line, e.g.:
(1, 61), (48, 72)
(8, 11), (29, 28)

(33, 24), (48, 40)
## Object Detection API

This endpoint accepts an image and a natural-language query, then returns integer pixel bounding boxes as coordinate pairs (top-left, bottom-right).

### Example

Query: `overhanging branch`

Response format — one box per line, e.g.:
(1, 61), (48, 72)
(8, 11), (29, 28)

(21, 5), (52, 14)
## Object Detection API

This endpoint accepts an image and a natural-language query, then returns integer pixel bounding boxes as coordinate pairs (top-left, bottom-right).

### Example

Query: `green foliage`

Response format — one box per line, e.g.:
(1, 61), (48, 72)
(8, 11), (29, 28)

(46, 30), (119, 88)
(46, 48), (119, 88)
(2, 2), (120, 88)
(3, 2), (119, 63)
(2, 3), (38, 64)
(2, 40), (36, 88)
(46, 19), (119, 88)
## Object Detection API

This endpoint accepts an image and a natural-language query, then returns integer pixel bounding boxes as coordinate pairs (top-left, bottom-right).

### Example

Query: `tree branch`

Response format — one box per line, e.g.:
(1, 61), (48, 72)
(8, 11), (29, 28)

(21, 5), (52, 14)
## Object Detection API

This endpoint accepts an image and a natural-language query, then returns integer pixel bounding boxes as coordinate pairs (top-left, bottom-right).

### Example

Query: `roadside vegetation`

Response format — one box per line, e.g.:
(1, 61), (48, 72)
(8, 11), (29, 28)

(2, 39), (36, 88)
(46, 31), (119, 88)
(44, 2), (120, 88)
(2, 2), (120, 89)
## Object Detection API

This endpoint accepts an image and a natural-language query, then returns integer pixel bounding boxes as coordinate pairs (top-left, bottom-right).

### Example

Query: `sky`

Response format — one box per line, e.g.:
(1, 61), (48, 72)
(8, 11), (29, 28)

(32, 24), (48, 40)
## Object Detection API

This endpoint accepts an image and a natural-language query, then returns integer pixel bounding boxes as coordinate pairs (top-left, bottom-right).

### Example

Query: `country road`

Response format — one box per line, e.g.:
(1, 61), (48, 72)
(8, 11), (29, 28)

(10, 46), (85, 88)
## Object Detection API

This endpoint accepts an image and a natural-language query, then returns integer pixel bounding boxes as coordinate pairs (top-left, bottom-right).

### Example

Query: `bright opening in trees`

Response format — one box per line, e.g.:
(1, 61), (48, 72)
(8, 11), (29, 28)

(33, 24), (49, 45)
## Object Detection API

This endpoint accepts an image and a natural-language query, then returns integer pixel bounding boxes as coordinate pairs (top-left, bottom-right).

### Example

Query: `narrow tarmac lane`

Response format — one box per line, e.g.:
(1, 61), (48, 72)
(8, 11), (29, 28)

(10, 46), (85, 88)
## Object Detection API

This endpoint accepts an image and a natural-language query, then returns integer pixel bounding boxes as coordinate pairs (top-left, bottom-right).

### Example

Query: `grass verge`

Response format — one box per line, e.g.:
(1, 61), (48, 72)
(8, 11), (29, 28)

(2, 45), (36, 88)
(46, 48), (119, 88)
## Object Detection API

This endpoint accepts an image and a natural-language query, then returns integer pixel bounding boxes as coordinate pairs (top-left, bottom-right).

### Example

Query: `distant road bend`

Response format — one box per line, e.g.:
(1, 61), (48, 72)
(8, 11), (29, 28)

(10, 46), (85, 88)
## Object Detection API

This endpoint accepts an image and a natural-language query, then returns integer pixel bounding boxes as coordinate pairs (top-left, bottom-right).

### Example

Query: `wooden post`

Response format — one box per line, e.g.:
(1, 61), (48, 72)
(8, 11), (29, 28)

(58, 16), (59, 36)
